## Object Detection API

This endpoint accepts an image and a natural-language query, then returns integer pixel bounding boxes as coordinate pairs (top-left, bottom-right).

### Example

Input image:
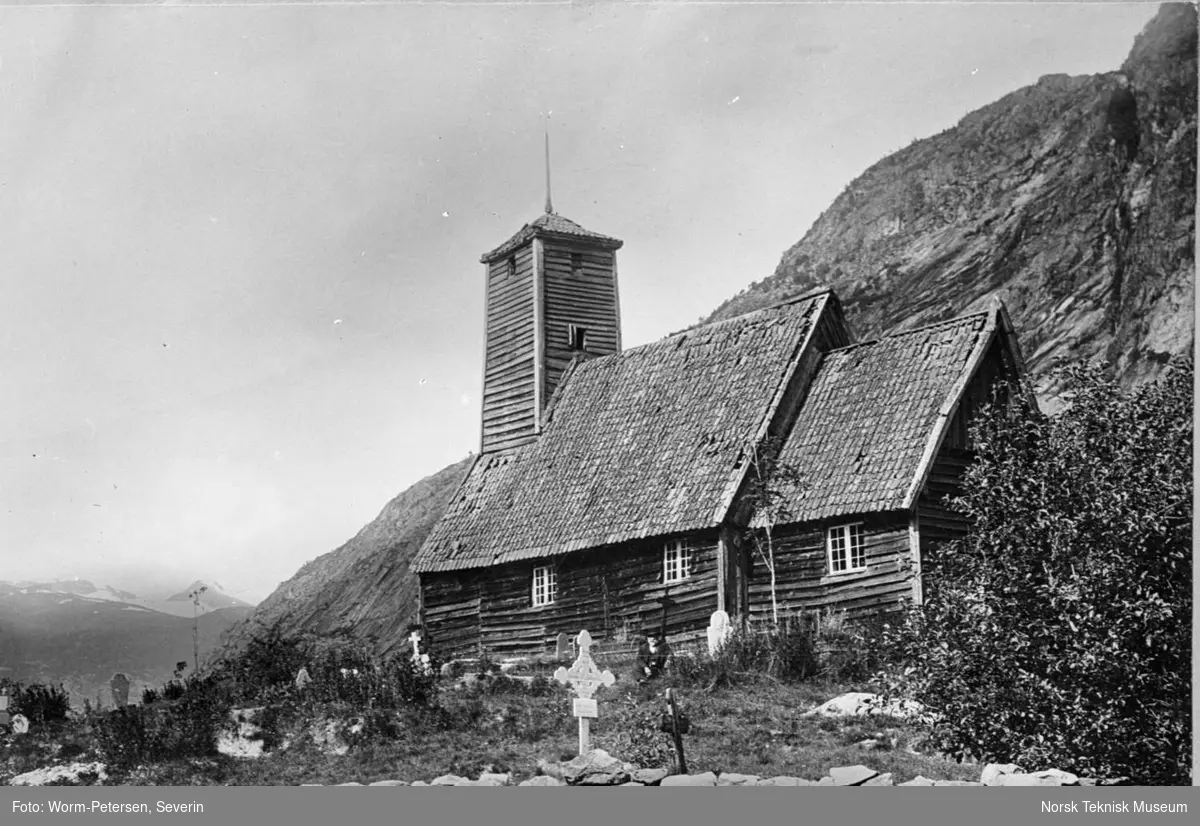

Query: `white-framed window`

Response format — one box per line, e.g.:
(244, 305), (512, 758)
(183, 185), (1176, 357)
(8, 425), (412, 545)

(532, 564), (557, 607)
(827, 523), (866, 574)
(663, 540), (692, 584)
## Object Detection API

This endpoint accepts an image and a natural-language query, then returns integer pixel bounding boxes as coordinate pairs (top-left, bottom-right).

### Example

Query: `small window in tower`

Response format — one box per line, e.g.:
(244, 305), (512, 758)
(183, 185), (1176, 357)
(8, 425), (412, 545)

(568, 324), (588, 351)
(506, 255), (517, 280)
(570, 251), (583, 278)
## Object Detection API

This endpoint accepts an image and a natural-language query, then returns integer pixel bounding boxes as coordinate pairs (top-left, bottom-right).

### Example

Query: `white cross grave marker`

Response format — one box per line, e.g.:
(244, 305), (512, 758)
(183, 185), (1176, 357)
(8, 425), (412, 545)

(553, 630), (615, 756)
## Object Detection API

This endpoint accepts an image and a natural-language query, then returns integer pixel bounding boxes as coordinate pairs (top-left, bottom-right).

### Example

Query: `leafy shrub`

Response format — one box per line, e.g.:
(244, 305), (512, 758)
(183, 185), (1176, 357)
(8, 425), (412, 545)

(2, 680), (72, 727)
(674, 616), (817, 688)
(882, 360), (1192, 785)
(93, 675), (232, 769)
(813, 610), (896, 683)
(210, 631), (312, 703)
(140, 687), (160, 705)
(595, 693), (677, 771)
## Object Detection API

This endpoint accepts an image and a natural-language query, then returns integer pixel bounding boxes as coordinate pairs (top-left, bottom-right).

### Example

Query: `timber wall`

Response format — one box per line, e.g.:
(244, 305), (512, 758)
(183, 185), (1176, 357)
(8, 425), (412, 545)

(422, 531), (719, 659)
(481, 243), (537, 453)
(541, 242), (620, 404)
(746, 514), (914, 622)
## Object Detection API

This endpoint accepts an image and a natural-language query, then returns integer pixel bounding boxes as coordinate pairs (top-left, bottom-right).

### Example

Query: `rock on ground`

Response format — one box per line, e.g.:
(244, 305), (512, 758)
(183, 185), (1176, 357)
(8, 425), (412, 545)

(10, 762), (108, 787)
(660, 772), (718, 786)
(519, 776), (564, 786)
(828, 765), (879, 786)
(557, 749), (630, 786)
(803, 692), (923, 719)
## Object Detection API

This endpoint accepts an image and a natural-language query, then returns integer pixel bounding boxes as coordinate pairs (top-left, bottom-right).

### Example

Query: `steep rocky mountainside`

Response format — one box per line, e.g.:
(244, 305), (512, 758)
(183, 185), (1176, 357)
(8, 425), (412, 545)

(210, 457), (472, 663)
(216, 6), (1194, 662)
(709, 4), (1195, 402)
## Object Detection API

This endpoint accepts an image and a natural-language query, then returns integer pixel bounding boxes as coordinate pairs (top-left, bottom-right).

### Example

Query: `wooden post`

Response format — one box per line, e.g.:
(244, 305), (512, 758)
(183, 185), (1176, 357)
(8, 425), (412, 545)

(578, 716), (590, 756)
(666, 688), (687, 775)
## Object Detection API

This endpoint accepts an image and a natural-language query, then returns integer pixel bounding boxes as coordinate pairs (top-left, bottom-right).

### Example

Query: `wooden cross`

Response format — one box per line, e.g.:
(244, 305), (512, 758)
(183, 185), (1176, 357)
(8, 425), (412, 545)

(553, 630), (615, 756)
(408, 630), (423, 661)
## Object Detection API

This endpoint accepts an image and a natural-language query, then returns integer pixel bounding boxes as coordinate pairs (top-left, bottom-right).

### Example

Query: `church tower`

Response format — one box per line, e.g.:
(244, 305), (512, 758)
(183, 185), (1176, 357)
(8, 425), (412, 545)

(478, 199), (623, 454)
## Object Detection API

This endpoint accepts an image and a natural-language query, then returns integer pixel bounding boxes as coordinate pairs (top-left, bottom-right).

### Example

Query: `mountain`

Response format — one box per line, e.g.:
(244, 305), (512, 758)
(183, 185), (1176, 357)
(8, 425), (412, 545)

(209, 456), (474, 664)
(215, 6), (1195, 663)
(707, 4), (1195, 404)
(3, 579), (139, 604)
(0, 587), (251, 707)
(157, 580), (254, 617)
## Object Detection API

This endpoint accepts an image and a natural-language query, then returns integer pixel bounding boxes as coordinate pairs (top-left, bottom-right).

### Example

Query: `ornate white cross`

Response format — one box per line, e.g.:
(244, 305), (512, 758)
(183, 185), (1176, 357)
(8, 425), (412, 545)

(553, 630), (615, 755)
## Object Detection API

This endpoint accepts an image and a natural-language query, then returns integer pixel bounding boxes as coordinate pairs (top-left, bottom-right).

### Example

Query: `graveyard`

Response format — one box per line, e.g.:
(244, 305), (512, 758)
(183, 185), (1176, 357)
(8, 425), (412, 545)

(0, 616), (1000, 787)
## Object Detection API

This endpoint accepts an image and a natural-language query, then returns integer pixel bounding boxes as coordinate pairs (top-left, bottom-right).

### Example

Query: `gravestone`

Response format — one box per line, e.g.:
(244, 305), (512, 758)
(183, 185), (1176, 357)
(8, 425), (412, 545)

(555, 632), (570, 660)
(707, 610), (731, 656)
(553, 630), (616, 756)
(110, 673), (130, 707)
(295, 667), (312, 691)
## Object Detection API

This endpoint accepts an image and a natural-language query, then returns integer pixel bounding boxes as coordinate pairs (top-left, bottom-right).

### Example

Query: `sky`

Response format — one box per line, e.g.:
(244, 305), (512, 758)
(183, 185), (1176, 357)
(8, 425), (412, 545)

(0, 1), (1161, 602)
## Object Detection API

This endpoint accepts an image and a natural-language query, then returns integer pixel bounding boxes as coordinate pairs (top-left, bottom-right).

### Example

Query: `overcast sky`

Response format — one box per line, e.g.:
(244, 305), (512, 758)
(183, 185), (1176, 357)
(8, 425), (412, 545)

(0, 2), (1159, 601)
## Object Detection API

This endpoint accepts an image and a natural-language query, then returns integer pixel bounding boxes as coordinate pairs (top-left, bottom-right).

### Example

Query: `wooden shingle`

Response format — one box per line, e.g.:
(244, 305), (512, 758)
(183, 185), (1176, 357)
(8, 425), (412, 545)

(412, 293), (833, 573)
(767, 310), (993, 524)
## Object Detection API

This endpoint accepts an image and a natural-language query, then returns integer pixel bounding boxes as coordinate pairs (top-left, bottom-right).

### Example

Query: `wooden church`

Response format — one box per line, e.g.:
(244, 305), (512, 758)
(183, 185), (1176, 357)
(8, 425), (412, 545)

(410, 197), (1032, 659)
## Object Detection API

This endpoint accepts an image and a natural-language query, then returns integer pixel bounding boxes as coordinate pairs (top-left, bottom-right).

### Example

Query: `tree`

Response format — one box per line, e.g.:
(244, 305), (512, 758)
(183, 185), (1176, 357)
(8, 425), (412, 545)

(884, 359), (1192, 784)
(742, 438), (807, 627)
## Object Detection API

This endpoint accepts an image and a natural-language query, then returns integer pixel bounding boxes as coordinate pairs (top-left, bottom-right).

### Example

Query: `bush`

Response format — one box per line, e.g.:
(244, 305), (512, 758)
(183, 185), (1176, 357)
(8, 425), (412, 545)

(673, 616), (817, 688)
(296, 642), (440, 710)
(813, 610), (896, 683)
(882, 360), (1192, 785)
(2, 681), (72, 727)
(595, 693), (677, 771)
(93, 676), (230, 769)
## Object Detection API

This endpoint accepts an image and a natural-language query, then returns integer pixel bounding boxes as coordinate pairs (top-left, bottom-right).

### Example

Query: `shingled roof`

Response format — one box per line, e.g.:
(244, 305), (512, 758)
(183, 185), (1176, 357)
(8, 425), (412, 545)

(412, 292), (836, 573)
(480, 211), (624, 263)
(761, 306), (1002, 525)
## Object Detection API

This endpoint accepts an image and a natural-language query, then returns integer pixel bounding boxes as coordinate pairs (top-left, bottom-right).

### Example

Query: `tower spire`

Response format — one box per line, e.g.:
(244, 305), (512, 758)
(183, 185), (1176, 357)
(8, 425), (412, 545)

(543, 119), (554, 215)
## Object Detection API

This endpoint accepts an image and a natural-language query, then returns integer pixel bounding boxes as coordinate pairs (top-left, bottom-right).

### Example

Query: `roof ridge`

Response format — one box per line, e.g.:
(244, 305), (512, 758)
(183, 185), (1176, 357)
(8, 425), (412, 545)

(560, 292), (829, 373)
(825, 309), (992, 354)
(652, 289), (831, 343)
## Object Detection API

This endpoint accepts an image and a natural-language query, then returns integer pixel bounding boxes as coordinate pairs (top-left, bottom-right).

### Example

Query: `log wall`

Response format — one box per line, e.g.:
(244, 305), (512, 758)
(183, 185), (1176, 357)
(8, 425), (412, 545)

(421, 531), (719, 658)
(745, 514), (914, 623)
(916, 447), (972, 579)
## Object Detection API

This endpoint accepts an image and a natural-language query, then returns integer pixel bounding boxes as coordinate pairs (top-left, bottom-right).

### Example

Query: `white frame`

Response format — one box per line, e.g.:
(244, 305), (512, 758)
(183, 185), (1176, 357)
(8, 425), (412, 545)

(827, 523), (866, 574)
(532, 564), (557, 607)
(663, 539), (692, 584)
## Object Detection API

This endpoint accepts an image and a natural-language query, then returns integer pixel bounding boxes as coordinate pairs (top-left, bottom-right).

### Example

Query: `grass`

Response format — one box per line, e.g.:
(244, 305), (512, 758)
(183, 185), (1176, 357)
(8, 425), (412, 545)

(0, 654), (982, 786)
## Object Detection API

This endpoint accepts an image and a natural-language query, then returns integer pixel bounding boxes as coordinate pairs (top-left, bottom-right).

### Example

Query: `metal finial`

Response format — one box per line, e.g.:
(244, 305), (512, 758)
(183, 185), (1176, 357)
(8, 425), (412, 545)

(544, 120), (554, 215)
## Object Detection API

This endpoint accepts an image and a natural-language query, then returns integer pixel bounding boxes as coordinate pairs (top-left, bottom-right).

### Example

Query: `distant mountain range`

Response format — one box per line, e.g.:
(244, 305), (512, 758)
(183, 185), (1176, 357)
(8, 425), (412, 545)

(213, 5), (1196, 666)
(0, 579), (254, 706)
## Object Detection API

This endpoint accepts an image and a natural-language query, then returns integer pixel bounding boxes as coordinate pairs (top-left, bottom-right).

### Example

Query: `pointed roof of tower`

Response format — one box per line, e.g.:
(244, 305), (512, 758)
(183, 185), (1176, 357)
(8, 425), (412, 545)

(481, 212), (624, 263)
